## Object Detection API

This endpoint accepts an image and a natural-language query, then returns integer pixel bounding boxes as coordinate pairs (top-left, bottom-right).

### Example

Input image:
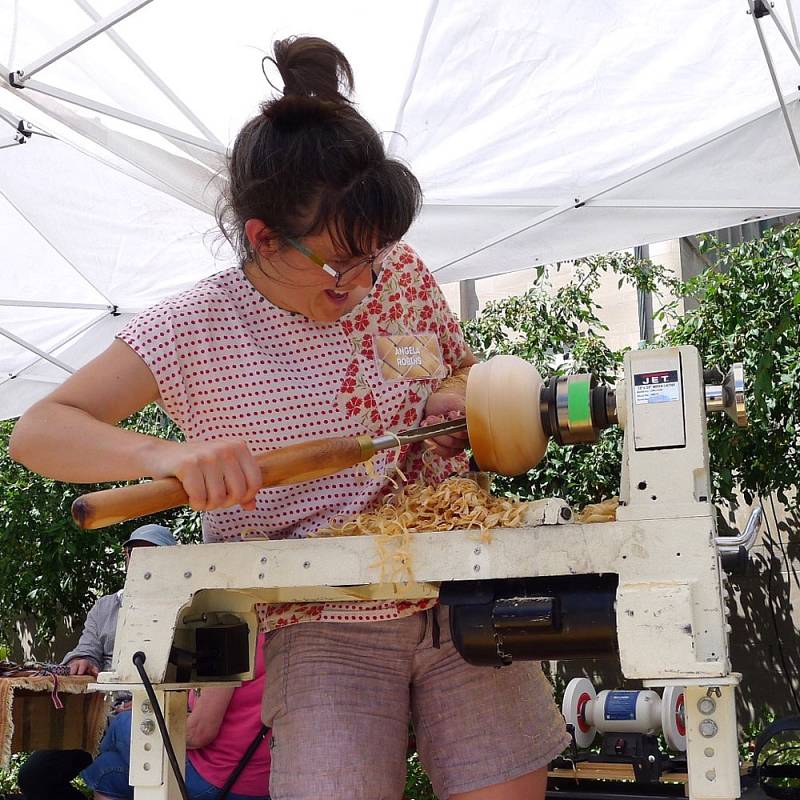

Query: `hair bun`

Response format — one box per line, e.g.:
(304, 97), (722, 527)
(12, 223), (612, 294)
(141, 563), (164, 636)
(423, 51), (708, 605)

(261, 94), (342, 128)
(272, 36), (354, 103)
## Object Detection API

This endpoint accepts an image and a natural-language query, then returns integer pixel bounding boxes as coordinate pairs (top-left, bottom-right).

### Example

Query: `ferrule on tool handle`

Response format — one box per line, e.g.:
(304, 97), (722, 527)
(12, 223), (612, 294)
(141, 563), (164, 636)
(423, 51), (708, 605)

(71, 435), (378, 530)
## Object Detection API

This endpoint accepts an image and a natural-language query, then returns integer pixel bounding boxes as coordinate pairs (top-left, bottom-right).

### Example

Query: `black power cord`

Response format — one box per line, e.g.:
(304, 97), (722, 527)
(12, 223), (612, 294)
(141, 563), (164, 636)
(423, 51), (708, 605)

(132, 651), (190, 800)
(218, 724), (270, 800)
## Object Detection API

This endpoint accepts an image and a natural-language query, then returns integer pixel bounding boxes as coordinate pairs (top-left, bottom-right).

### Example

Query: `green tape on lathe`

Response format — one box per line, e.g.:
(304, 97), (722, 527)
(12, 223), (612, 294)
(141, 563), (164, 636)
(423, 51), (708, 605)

(567, 377), (591, 428)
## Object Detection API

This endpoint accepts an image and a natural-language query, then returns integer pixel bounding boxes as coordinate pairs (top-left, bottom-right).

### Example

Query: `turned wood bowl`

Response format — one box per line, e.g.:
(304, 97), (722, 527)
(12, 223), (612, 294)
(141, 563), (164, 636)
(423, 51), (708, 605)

(466, 355), (548, 475)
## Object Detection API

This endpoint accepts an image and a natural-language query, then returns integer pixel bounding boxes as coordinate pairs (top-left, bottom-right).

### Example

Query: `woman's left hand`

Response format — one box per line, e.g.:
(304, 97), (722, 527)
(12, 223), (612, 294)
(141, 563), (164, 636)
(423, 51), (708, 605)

(421, 390), (468, 459)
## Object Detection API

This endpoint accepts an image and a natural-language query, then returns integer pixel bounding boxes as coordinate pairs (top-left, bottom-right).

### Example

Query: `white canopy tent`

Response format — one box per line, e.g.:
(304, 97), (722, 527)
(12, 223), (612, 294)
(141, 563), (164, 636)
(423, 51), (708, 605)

(1, 0), (799, 419)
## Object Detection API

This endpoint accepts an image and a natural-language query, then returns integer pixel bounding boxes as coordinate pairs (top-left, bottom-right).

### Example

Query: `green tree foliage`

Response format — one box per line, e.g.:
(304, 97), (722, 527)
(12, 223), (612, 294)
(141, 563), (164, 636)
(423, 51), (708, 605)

(462, 252), (661, 508)
(661, 225), (800, 506)
(0, 405), (200, 654)
(463, 223), (800, 512)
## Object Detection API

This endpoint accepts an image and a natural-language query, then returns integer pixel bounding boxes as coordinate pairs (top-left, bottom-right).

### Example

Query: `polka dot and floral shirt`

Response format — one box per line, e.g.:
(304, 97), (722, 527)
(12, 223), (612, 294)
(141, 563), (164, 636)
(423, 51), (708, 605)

(118, 242), (469, 630)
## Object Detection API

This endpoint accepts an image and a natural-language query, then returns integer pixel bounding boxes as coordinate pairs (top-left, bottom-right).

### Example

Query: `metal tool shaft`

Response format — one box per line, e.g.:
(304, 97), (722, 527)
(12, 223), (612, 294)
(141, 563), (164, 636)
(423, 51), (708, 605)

(371, 417), (468, 451)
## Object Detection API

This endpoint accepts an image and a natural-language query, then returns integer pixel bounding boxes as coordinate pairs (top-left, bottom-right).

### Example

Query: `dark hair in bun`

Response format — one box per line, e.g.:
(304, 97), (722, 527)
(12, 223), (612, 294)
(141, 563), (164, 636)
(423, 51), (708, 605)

(273, 36), (353, 100)
(217, 36), (421, 264)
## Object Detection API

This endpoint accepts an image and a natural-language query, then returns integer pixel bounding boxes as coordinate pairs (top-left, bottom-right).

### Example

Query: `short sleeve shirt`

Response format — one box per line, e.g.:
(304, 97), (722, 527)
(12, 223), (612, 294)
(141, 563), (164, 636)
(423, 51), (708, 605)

(118, 242), (468, 629)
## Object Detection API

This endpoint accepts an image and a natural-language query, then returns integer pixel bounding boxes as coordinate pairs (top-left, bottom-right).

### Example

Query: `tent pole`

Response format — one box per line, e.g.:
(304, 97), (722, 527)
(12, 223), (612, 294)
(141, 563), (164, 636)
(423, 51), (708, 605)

(0, 106), (21, 130)
(0, 326), (76, 375)
(634, 245), (654, 343)
(459, 280), (479, 320)
(751, 0), (800, 66)
(749, 0), (800, 170)
(0, 107), (32, 145)
(10, 0), (154, 84)
(0, 311), (112, 383)
(8, 78), (225, 154)
(0, 300), (112, 311)
(785, 0), (800, 49)
(71, 0), (223, 146)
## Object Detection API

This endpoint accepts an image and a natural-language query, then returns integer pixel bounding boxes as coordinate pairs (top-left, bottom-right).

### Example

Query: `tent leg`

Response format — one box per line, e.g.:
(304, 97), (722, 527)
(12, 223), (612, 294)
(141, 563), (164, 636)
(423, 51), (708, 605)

(748, 0), (800, 171)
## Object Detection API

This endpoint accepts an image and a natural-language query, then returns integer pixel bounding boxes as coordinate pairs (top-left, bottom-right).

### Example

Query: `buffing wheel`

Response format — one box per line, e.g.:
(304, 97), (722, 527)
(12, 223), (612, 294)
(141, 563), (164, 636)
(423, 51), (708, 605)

(562, 677), (597, 748)
(661, 685), (687, 752)
(466, 355), (548, 475)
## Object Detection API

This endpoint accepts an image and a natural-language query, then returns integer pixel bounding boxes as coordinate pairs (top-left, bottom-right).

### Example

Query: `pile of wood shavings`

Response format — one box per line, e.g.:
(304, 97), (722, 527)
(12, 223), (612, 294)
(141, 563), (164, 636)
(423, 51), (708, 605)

(314, 477), (531, 582)
(315, 477), (529, 540)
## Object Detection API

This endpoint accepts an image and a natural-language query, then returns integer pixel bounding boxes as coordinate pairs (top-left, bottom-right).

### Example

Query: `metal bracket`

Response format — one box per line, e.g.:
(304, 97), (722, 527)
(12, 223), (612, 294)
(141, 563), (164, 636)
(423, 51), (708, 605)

(753, 0), (772, 18)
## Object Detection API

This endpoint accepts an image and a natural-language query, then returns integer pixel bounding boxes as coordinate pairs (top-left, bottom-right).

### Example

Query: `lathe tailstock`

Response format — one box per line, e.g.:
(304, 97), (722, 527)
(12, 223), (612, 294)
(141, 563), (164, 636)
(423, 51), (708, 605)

(97, 345), (746, 800)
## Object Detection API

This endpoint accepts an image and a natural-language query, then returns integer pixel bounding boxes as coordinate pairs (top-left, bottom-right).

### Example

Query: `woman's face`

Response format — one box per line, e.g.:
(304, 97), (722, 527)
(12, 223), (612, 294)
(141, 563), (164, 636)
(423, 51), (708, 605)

(244, 221), (382, 323)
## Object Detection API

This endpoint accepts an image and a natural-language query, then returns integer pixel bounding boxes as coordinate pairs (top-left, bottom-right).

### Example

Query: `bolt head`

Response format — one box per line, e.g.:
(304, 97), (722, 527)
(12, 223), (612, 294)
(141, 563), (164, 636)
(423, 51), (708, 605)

(699, 719), (719, 738)
(698, 696), (717, 715)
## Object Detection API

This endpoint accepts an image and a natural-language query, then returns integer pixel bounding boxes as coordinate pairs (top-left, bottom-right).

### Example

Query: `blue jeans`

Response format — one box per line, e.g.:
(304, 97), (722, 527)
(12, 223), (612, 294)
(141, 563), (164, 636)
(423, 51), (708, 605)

(81, 711), (269, 800)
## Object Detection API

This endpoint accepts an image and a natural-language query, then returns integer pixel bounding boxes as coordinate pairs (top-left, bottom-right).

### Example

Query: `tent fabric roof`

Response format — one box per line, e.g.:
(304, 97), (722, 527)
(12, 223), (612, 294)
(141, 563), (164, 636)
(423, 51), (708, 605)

(1, 0), (799, 419)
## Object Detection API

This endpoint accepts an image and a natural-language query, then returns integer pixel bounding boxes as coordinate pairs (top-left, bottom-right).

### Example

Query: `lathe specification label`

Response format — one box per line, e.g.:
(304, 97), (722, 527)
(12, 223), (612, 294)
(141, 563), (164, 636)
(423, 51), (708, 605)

(633, 370), (679, 405)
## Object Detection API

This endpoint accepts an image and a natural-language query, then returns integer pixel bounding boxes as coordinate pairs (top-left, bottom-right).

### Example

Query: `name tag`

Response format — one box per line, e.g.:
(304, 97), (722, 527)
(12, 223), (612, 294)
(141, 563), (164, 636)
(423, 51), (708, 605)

(375, 334), (447, 382)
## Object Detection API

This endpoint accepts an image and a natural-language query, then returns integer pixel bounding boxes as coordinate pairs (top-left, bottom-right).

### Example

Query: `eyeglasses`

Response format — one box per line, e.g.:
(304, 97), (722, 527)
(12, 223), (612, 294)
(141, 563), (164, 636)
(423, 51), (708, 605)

(285, 237), (393, 287)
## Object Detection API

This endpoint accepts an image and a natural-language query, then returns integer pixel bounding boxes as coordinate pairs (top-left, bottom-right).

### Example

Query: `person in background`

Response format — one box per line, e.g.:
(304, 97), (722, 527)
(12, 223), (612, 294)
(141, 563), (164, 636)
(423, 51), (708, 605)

(82, 632), (270, 800)
(62, 524), (177, 677)
(17, 525), (178, 800)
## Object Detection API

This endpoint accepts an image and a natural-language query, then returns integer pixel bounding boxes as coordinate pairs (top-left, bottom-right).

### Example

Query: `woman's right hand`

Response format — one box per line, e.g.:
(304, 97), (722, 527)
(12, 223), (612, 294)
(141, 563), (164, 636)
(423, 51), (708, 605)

(151, 439), (263, 511)
(10, 339), (261, 512)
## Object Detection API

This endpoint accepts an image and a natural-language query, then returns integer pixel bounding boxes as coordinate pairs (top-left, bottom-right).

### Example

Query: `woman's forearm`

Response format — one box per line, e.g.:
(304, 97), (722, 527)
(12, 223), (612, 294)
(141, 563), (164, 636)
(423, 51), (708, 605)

(9, 338), (177, 483)
(9, 400), (179, 483)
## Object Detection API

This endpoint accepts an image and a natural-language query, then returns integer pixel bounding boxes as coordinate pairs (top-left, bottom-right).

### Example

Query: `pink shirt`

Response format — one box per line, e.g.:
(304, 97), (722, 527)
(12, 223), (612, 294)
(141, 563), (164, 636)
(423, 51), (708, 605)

(187, 634), (269, 795)
(119, 243), (468, 628)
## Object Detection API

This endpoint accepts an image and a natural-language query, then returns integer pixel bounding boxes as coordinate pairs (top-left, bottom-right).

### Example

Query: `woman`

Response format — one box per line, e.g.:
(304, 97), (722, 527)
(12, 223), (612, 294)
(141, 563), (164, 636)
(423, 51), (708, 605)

(11, 36), (568, 800)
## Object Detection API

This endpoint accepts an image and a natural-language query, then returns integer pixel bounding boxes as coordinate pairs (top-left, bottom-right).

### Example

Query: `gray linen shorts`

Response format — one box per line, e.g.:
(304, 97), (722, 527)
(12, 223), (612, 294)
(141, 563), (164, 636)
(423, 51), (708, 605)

(262, 606), (569, 799)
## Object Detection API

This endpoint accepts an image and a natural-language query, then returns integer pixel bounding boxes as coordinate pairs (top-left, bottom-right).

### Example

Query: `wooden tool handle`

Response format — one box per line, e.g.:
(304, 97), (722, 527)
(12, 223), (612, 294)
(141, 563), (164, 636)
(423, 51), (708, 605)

(71, 436), (376, 530)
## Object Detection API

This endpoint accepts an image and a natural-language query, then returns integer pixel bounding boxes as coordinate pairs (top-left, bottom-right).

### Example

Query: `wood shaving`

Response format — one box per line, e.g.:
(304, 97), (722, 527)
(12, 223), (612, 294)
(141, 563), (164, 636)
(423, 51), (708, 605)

(315, 477), (530, 538)
(359, 434), (407, 489)
(576, 497), (619, 523)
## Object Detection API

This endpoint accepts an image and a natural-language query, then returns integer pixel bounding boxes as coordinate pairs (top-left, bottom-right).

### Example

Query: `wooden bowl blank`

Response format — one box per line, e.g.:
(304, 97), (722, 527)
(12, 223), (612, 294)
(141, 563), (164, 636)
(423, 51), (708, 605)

(466, 355), (548, 475)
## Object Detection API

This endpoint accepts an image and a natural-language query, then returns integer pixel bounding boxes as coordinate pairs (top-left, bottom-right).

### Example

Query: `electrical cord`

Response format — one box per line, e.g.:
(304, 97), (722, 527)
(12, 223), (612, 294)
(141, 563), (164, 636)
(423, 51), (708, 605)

(132, 651), (190, 800)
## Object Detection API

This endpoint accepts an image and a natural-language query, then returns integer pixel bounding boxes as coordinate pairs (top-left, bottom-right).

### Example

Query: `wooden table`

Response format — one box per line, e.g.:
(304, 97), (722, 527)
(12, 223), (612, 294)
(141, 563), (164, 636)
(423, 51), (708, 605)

(548, 762), (688, 783)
